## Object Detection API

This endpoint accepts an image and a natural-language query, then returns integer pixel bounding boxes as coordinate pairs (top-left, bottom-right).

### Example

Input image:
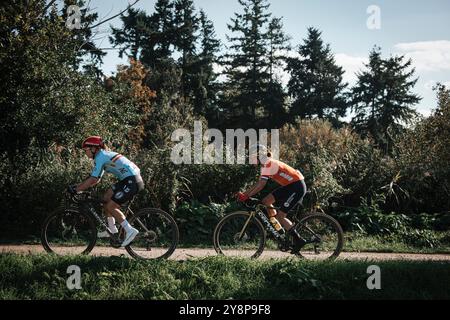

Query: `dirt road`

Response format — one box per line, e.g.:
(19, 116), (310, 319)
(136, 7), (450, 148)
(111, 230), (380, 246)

(1, 244), (450, 261)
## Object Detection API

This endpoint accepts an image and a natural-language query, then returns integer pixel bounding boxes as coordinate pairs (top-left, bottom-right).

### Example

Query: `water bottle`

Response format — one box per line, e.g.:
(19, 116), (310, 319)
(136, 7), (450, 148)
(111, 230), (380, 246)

(270, 217), (284, 233)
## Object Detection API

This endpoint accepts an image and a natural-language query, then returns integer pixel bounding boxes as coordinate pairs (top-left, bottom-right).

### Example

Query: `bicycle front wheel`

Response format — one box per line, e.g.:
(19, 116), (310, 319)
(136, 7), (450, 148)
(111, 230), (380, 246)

(295, 213), (344, 261)
(41, 207), (97, 256)
(126, 208), (179, 260)
(213, 211), (266, 259)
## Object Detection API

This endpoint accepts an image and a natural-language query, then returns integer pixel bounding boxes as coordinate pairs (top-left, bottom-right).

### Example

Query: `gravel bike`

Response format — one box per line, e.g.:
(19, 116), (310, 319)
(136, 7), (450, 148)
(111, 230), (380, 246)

(213, 196), (344, 260)
(41, 190), (179, 260)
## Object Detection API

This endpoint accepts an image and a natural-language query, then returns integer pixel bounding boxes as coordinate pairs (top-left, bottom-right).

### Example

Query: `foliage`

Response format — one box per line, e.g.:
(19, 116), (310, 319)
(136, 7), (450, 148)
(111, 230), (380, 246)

(221, 0), (290, 129)
(2, 254), (450, 299)
(286, 27), (348, 126)
(174, 200), (227, 244)
(392, 84), (450, 214)
(350, 47), (421, 154)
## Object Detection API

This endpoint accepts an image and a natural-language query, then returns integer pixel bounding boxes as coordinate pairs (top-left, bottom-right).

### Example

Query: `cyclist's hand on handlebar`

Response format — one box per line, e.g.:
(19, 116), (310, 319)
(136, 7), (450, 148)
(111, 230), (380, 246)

(67, 185), (78, 195)
(236, 192), (249, 202)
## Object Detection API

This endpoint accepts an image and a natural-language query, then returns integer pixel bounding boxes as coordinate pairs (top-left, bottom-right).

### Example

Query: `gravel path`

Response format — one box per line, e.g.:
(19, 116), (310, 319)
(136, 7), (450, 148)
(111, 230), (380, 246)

(1, 245), (450, 261)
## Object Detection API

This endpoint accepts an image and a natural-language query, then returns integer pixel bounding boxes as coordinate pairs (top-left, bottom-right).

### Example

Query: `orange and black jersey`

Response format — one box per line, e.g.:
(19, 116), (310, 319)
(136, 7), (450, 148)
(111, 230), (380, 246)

(260, 158), (304, 186)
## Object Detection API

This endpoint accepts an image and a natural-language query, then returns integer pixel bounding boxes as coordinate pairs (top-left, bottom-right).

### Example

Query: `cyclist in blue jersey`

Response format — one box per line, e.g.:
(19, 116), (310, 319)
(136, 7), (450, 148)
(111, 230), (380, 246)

(67, 136), (144, 247)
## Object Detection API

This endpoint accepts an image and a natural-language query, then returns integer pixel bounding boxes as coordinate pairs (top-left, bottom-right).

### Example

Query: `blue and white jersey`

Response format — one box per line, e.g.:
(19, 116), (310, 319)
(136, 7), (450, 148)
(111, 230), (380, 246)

(91, 149), (141, 181)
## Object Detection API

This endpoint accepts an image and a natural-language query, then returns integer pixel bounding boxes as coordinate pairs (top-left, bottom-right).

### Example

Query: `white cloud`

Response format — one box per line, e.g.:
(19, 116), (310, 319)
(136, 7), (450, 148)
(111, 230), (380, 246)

(394, 40), (450, 72)
(334, 54), (368, 85)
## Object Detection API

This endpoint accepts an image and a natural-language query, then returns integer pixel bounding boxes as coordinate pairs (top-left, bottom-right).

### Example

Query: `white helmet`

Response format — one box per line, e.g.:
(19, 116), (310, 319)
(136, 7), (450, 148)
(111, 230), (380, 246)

(249, 143), (268, 164)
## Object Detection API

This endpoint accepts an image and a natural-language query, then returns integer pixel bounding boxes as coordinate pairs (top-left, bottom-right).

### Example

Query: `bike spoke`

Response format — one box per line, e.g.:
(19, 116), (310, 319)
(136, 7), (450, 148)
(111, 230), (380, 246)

(295, 214), (343, 261)
(42, 209), (96, 255)
(126, 209), (179, 260)
(214, 212), (265, 259)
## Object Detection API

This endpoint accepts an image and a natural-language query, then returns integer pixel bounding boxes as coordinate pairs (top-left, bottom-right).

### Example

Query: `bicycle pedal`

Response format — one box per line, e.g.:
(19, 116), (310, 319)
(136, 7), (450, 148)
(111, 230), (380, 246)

(110, 237), (122, 248)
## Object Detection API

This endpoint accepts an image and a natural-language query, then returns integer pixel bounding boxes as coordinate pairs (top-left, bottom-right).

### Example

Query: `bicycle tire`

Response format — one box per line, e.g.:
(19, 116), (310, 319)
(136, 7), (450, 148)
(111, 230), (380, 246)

(213, 211), (266, 259)
(126, 208), (179, 260)
(295, 213), (344, 260)
(41, 207), (97, 256)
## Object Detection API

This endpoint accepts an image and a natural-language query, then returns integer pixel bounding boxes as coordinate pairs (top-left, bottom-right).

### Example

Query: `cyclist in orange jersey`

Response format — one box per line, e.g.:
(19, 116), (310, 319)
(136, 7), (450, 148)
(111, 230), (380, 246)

(236, 144), (307, 253)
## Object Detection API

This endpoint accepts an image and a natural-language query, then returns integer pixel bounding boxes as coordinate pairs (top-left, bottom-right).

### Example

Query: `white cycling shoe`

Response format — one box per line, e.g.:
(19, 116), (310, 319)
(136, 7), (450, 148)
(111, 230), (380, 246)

(121, 227), (139, 247)
(97, 227), (119, 238)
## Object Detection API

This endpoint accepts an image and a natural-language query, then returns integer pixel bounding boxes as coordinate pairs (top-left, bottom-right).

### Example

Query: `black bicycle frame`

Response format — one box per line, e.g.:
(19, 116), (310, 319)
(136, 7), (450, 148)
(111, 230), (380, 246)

(254, 207), (286, 241)
(81, 201), (109, 230)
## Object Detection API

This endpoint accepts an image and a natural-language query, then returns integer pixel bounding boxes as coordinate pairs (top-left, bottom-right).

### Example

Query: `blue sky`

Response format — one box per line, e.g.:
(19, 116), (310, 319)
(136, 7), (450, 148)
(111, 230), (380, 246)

(87, 0), (450, 117)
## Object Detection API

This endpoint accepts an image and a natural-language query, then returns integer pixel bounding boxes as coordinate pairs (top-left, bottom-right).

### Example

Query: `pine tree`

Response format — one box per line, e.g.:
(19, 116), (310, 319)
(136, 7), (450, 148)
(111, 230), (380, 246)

(110, 0), (176, 68)
(266, 17), (290, 82)
(146, 0), (176, 66)
(110, 8), (149, 61)
(194, 9), (221, 117)
(173, 0), (199, 98)
(223, 0), (272, 127)
(263, 17), (290, 128)
(351, 47), (421, 153)
(286, 27), (348, 127)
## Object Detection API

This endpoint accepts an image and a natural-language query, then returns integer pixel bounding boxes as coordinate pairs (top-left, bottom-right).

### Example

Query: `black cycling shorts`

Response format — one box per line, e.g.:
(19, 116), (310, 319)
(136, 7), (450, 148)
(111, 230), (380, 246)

(272, 180), (307, 214)
(111, 175), (145, 205)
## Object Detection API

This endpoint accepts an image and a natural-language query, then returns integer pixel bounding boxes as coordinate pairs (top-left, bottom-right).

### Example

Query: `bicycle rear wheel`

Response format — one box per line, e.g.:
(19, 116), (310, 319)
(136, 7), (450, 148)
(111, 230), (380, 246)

(294, 213), (344, 261)
(213, 211), (266, 259)
(41, 207), (97, 256)
(126, 208), (179, 260)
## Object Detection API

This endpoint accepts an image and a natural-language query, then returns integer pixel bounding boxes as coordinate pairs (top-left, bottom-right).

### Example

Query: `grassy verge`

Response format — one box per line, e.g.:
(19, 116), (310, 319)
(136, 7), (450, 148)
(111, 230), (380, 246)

(344, 233), (450, 254)
(1, 253), (450, 299)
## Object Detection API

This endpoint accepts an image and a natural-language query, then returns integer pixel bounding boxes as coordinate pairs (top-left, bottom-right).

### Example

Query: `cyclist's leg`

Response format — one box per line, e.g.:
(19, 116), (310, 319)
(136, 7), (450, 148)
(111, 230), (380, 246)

(105, 199), (126, 223)
(272, 180), (307, 231)
(275, 210), (295, 231)
(262, 194), (295, 230)
(106, 177), (138, 222)
(261, 194), (277, 218)
(102, 189), (114, 217)
(108, 177), (141, 246)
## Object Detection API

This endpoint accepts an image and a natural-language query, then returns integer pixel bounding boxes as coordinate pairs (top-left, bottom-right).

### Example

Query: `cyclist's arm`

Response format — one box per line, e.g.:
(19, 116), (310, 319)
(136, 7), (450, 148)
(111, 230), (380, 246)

(76, 177), (99, 192)
(244, 178), (268, 198)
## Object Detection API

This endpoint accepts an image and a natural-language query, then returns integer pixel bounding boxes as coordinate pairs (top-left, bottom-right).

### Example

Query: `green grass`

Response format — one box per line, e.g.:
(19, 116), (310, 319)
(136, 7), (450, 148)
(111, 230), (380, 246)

(1, 253), (450, 300)
(343, 232), (450, 254)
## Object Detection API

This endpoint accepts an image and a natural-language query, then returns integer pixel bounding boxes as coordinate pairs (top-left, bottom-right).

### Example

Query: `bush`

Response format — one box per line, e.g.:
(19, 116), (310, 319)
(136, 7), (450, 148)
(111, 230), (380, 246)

(332, 193), (411, 235)
(410, 213), (438, 230)
(179, 163), (257, 203)
(0, 150), (95, 238)
(393, 85), (450, 213)
(279, 119), (394, 208)
(394, 229), (442, 248)
(174, 200), (238, 245)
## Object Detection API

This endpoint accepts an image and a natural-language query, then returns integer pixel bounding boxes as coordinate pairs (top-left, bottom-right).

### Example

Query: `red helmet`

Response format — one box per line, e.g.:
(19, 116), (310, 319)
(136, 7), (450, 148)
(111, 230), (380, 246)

(82, 136), (104, 149)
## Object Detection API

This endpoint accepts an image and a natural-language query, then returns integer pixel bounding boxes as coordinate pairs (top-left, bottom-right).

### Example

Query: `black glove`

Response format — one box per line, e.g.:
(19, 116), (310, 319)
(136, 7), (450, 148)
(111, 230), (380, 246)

(67, 185), (78, 195)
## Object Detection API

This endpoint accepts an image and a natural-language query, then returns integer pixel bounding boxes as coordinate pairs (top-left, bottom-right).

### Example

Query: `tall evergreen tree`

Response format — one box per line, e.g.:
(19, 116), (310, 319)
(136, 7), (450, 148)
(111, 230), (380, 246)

(173, 0), (199, 98)
(110, 8), (149, 60)
(145, 0), (175, 66)
(286, 27), (348, 127)
(222, 0), (272, 128)
(263, 17), (290, 127)
(110, 0), (175, 68)
(351, 47), (421, 153)
(194, 9), (221, 117)
(266, 17), (290, 82)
